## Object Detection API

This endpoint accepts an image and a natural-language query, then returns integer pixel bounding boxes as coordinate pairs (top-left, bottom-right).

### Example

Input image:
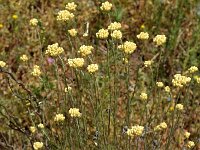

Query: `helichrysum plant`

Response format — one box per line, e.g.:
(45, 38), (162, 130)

(0, 1), (199, 150)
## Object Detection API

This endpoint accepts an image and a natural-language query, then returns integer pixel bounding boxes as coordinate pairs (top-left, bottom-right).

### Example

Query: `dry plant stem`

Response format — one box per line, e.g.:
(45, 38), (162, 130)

(125, 58), (130, 125)
(146, 67), (156, 127)
(36, 26), (48, 124)
(106, 40), (112, 138)
(154, 88), (161, 124)
(80, 71), (88, 137)
(58, 56), (73, 107)
(156, 49), (163, 82)
(165, 90), (181, 149)
(111, 39), (118, 146)
(67, 35), (74, 55)
(75, 119), (82, 148)
(53, 61), (61, 108)
(0, 105), (33, 148)
(144, 102), (148, 150)
(0, 68), (42, 117)
(94, 75), (107, 147)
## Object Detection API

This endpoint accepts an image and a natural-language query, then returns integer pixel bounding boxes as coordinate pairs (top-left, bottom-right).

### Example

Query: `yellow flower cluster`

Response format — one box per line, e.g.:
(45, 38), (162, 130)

(140, 92), (147, 101)
(33, 142), (43, 150)
(153, 35), (166, 46)
(144, 60), (153, 67)
(45, 43), (64, 56)
(118, 41), (137, 54)
(184, 131), (190, 139)
(29, 126), (36, 133)
(78, 45), (94, 57)
(187, 141), (195, 149)
(111, 30), (122, 39)
(100, 1), (112, 11)
(38, 123), (44, 129)
(96, 28), (109, 39)
(108, 22), (121, 30)
(127, 125), (144, 137)
(54, 114), (65, 122)
(164, 86), (170, 92)
(65, 2), (77, 11)
(188, 66), (198, 73)
(0, 61), (6, 67)
(31, 65), (41, 77)
(68, 28), (77, 37)
(87, 64), (99, 73)
(68, 58), (84, 68)
(20, 54), (28, 62)
(137, 32), (149, 40)
(57, 10), (74, 21)
(29, 18), (38, 26)
(156, 82), (164, 87)
(0, 23), (3, 28)
(154, 122), (167, 131)
(69, 108), (81, 118)
(175, 103), (184, 111)
(172, 74), (191, 87)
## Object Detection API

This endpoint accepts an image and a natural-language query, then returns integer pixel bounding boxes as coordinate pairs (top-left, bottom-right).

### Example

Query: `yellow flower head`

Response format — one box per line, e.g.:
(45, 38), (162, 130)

(45, 43), (64, 56)
(137, 32), (149, 40)
(0, 23), (3, 28)
(194, 76), (200, 84)
(100, 1), (112, 11)
(118, 41), (137, 54)
(78, 45), (94, 57)
(169, 106), (174, 111)
(20, 54), (28, 62)
(65, 2), (77, 11)
(83, 33), (88, 37)
(111, 30), (122, 39)
(127, 125), (144, 137)
(87, 64), (99, 73)
(96, 28), (109, 39)
(172, 74), (191, 87)
(69, 108), (81, 118)
(156, 82), (164, 88)
(153, 35), (166, 46)
(65, 86), (72, 93)
(164, 86), (170, 93)
(68, 58), (84, 68)
(68, 28), (77, 37)
(0, 61), (6, 68)
(140, 92), (147, 101)
(57, 10), (74, 21)
(175, 104), (184, 111)
(184, 131), (190, 139)
(140, 24), (145, 29)
(29, 18), (38, 26)
(33, 142), (43, 150)
(187, 141), (195, 149)
(29, 126), (36, 133)
(37, 123), (44, 129)
(188, 66), (198, 73)
(31, 65), (41, 77)
(108, 22), (121, 30)
(12, 15), (18, 19)
(144, 60), (153, 67)
(154, 122), (167, 131)
(54, 114), (65, 122)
